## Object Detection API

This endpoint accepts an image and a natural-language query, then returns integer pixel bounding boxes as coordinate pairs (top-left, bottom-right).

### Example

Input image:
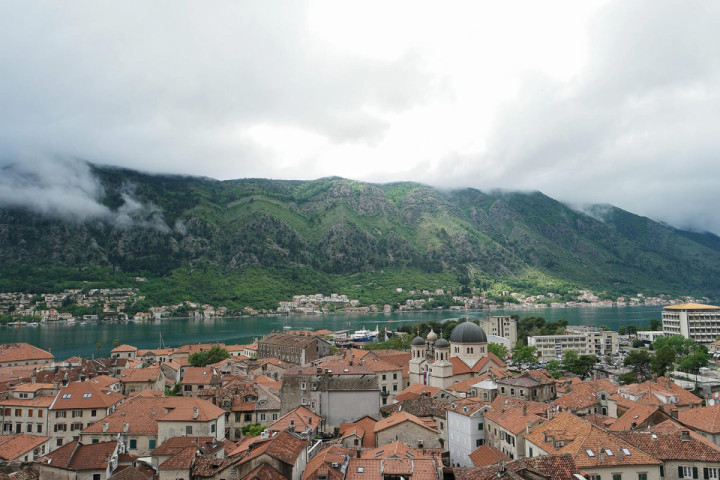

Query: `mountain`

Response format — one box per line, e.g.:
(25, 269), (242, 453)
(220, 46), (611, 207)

(1, 164), (719, 308)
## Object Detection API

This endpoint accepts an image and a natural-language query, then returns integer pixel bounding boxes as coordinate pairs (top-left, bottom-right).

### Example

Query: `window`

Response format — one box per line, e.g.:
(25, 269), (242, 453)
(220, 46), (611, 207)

(393, 384), (398, 391)
(679, 467), (697, 479)
(93, 474), (101, 480)
(72, 410), (82, 418)
(478, 422), (484, 431)
(83, 393), (92, 398)
(211, 424), (216, 433)
(382, 374), (386, 381)
(272, 413), (277, 420)
(588, 475), (601, 480)
(244, 413), (252, 422)
(37, 424), (42, 433)
(260, 413), (266, 421)
(56, 439), (63, 447)
(26, 423), (32, 432)
(92, 438), (99, 444)
(28, 409), (33, 417)
(186, 426), (193, 435)
(301, 382), (307, 390)
(149, 439), (157, 450)
(38, 410), (43, 418)
(613, 474), (622, 480)
(130, 439), (137, 449)
(62, 394), (72, 399)
(15, 409), (21, 416)
(476, 439), (484, 447)
(529, 447), (533, 457)
(639, 474), (648, 480)
(393, 373), (398, 380)
(91, 410), (97, 417)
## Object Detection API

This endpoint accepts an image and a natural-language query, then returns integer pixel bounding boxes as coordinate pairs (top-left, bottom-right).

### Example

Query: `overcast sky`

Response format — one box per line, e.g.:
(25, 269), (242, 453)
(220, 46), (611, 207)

(2, 1), (720, 233)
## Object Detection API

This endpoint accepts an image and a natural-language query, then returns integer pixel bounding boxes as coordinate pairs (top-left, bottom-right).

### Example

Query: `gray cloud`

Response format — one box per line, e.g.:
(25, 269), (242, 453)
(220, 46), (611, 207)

(0, 156), (171, 231)
(0, 2), (437, 179)
(425, 0), (720, 234)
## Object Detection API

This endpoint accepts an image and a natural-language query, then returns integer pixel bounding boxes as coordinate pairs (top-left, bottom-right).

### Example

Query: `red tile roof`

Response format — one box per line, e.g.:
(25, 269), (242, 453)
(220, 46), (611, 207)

(524, 411), (661, 468)
(468, 444), (510, 467)
(0, 343), (54, 363)
(269, 405), (321, 433)
(0, 435), (50, 461)
(340, 416), (378, 448)
(120, 366), (162, 383)
(40, 440), (118, 471)
(50, 381), (125, 410)
(484, 396), (551, 435)
(374, 411), (438, 434)
(679, 403), (720, 434)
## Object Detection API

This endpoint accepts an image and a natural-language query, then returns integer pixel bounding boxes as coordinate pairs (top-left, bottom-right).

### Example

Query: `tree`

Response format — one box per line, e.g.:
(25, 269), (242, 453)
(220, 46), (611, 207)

(571, 355), (599, 379)
(488, 343), (509, 360)
(648, 318), (661, 331)
(112, 339), (120, 349)
(650, 344), (676, 377)
(678, 344), (710, 373)
(562, 350), (579, 373)
(546, 359), (563, 379)
(165, 383), (182, 396)
(653, 335), (694, 357)
(95, 342), (102, 357)
(624, 349), (652, 381)
(511, 344), (537, 364)
(189, 346), (230, 367)
(242, 423), (265, 437)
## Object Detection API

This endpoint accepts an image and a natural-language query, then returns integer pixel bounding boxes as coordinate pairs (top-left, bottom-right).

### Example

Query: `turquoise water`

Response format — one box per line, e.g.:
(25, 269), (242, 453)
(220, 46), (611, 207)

(0, 306), (664, 360)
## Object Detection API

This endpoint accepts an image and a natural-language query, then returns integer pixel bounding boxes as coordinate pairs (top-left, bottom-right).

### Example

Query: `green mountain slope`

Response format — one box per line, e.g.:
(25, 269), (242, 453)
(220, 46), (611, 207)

(1, 164), (719, 308)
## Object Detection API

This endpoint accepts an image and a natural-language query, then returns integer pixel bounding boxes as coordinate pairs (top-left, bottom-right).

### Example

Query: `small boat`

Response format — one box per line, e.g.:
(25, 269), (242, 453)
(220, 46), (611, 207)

(26, 322), (39, 327)
(351, 326), (380, 342)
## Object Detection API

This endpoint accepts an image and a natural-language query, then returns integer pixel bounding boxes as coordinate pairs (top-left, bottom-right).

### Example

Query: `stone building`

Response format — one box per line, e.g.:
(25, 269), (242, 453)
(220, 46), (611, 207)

(257, 333), (331, 365)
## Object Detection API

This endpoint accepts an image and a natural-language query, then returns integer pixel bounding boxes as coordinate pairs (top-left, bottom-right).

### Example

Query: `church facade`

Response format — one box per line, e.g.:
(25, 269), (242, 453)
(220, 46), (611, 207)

(408, 321), (506, 388)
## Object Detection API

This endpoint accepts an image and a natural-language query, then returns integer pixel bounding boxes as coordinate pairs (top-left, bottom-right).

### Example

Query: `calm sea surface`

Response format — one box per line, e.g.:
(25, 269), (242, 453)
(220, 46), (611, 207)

(0, 306), (664, 360)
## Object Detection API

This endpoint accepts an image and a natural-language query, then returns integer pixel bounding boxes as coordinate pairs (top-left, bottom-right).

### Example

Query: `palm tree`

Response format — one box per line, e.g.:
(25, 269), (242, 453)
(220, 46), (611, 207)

(112, 339), (120, 349)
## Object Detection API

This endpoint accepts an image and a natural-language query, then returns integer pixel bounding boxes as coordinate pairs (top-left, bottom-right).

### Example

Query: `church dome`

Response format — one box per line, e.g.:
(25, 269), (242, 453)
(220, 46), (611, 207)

(411, 336), (426, 346)
(426, 329), (438, 341)
(435, 338), (450, 349)
(449, 321), (487, 343)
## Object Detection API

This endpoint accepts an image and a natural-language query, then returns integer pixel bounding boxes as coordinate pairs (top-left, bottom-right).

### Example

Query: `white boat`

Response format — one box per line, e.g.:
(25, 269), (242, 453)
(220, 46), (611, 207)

(351, 326), (380, 342)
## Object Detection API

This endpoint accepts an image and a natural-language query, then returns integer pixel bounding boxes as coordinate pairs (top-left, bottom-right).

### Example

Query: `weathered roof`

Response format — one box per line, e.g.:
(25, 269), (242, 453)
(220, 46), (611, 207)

(0, 343), (54, 363)
(374, 411), (438, 434)
(679, 403), (720, 434)
(468, 444), (511, 467)
(40, 440), (118, 471)
(664, 303), (720, 310)
(0, 435), (50, 461)
(50, 381), (125, 410)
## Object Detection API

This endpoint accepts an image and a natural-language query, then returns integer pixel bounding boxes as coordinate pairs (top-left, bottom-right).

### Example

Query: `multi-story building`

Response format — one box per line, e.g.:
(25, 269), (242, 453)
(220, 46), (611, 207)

(48, 381), (125, 449)
(81, 394), (225, 456)
(528, 328), (618, 360)
(0, 343), (54, 367)
(479, 316), (518, 347)
(483, 396), (552, 460)
(446, 398), (490, 467)
(0, 384), (55, 436)
(280, 365), (379, 432)
(662, 303), (720, 343)
(257, 333), (331, 365)
(496, 372), (556, 403)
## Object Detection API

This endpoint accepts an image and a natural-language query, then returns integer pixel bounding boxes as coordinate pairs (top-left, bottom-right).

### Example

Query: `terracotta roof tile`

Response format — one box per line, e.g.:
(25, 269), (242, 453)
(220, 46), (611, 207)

(484, 396), (551, 435)
(614, 423), (720, 461)
(455, 454), (580, 480)
(40, 440), (118, 470)
(50, 381), (125, 410)
(524, 411), (661, 468)
(340, 416), (378, 448)
(468, 444), (511, 467)
(0, 343), (54, 363)
(120, 366), (162, 383)
(241, 463), (288, 480)
(0, 435), (50, 461)
(269, 405), (321, 433)
(159, 445), (197, 470)
(374, 411), (438, 434)
(304, 444), (354, 480)
(679, 403), (720, 434)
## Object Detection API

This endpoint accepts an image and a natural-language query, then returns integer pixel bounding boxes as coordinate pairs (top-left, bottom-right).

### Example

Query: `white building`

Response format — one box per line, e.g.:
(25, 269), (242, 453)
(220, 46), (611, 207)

(662, 303), (720, 343)
(446, 398), (489, 467)
(479, 316), (517, 347)
(528, 328), (618, 360)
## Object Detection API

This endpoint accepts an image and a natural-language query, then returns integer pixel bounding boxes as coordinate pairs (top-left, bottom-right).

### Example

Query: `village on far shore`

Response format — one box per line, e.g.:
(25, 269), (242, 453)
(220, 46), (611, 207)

(3, 302), (720, 480)
(0, 285), (707, 324)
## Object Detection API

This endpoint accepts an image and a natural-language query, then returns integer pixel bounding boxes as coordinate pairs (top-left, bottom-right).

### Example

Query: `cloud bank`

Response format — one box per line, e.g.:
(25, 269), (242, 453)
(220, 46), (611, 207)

(0, 157), (171, 231)
(0, 1), (719, 233)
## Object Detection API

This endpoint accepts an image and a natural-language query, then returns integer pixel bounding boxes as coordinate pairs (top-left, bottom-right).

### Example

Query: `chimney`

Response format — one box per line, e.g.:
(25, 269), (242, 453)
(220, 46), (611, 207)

(598, 449), (605, 463)
(681, 430), (690, 442)
(122, 422), (129, 433)
(289, 419), (295, 431)
(103, 422), (109, 433)
(522, 405), (527, 417)
(652, 374), (658, 383)
(193, 407), (199, 420)
(671, 409), (678, 420)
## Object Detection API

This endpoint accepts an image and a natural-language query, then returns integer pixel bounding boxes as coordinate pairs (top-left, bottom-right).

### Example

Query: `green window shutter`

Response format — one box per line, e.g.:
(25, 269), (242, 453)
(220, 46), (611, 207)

(679, 467), (685, 478)
(704, 468), (709, 480)
(694, 468), (699, 479)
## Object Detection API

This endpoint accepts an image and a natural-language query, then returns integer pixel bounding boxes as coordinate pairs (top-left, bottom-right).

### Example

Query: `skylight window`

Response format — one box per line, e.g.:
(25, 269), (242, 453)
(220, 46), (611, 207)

(83, 393), (92, 398)
(62, 394), (72, 399)
(605, 449), (614, 456)
(622, 448), (631, 456)
(586, 449), (595, 457)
